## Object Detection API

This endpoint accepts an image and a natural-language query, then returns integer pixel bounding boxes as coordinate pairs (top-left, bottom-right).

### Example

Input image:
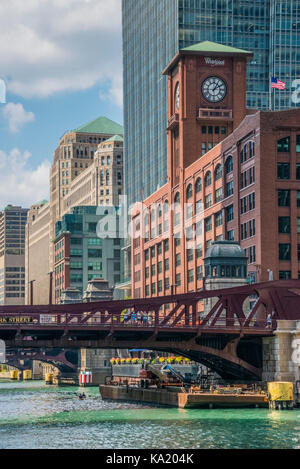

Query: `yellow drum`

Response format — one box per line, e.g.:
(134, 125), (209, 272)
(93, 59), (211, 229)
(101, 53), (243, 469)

(23, 370), (32, 380)
(45, 373), (53, 384)
(10, 370), (18, 380)
(268, 382), (294, 409)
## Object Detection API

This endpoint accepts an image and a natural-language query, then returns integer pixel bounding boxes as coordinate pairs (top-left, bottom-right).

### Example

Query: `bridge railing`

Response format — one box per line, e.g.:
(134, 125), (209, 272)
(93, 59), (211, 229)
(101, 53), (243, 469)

(0, 310), (276, 331)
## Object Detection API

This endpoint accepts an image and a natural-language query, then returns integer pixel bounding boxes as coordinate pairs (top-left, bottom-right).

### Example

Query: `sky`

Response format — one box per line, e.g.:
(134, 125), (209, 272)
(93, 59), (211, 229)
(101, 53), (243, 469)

(0, 0), (123, 209)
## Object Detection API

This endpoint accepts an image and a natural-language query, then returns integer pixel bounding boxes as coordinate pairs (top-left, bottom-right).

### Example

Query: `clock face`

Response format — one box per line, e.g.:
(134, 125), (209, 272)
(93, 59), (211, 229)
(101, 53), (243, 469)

(202, 76), (227, 103)
(175, 83), (180, 110)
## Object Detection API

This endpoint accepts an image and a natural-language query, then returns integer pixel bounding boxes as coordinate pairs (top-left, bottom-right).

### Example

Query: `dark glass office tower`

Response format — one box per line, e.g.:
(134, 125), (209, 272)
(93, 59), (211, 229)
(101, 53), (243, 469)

(122, 0), (300, 205)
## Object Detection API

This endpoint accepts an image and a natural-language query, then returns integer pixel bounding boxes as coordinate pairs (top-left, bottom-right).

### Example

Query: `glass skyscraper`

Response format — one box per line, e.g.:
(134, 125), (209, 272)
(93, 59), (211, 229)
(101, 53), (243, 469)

(122, 0), (300, 205)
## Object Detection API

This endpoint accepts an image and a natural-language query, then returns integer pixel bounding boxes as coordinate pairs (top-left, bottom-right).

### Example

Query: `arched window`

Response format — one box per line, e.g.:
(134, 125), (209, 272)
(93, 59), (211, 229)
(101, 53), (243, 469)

(225, 156), (233, 174)
(277, 137), (290, 153)
(205, 171), (211, 187)
(157, 204), (162, 218)
(215, 164), (222, 180)
(174, 192), (180, 204)
(195, 178), (202, 193)
(100, 170), (104, 185)
(186, 184), (193, 199)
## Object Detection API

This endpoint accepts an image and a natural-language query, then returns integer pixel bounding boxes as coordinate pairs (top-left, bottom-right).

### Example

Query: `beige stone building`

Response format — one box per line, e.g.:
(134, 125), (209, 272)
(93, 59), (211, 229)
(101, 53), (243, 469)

(25, 116), (123, 304)
(25, 201), (51, 305)
(49, 117), (123, 275)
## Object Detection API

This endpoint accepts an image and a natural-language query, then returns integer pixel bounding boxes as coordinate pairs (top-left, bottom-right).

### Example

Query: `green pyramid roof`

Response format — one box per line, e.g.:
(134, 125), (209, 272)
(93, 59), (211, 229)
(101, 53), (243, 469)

(181, 40), (252, 55)
(163, 41), (253, 74)
(73, 116), (123, 135)
(105, 134), (123, 143)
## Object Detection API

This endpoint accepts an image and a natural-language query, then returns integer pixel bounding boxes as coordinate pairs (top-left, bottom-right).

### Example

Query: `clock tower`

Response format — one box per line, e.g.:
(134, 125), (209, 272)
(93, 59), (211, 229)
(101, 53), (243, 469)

(163, 41), (253, 186)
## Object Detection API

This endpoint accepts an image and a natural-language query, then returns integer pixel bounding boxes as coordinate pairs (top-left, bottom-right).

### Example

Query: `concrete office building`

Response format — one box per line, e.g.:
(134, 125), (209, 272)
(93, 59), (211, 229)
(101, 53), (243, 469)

(49, 116), (123, 276)
(0, 205), (28, 305)
(25, 200), (51, 305)
(54, 206), (123, 303)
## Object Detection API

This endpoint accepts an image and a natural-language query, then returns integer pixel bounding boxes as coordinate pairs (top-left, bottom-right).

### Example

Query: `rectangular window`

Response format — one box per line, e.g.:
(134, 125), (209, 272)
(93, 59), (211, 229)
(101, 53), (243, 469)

(175, 253), (181, 267)
(279, 217), (291, 234)
(278, 190), (290, 207)
(226, 181), (234, 197)
(277, 163), (290, 179)
(158, 261), (162, 274)
(215, 187), (222, 202)
(151, 264), (155, 276)
(196, 244), (203, 258)
(279, 243), (291, 261)
(164, 258), (169, 271)
(187, 249), (193, 262)
(227, 230), (234, 241)
(188, 269), (194, 283)
(297, 136), (300, 153)
(297, 164), (300, 180)
(205, 216), (212, 232)
(175, 273), (181, 286)
(249, 246), (256, 263)
(196, 265), (203, 280)
(205, 193), (212, 209)
(215, 211), (223, 227)
(279, 271), (291, 280)
(88, 249), (102, 258)
(226, 205), (234, 222)
(201, 142), (206, 156)
(144, 249), (149, 261)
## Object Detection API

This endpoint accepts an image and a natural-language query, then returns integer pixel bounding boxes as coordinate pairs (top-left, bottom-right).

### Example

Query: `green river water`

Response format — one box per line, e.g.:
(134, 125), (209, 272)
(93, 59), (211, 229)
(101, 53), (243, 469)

(0, 379), (299, 449)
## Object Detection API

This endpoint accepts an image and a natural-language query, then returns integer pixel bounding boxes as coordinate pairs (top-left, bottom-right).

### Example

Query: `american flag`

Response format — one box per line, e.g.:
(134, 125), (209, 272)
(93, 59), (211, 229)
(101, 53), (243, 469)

(271, 77), (286, 90)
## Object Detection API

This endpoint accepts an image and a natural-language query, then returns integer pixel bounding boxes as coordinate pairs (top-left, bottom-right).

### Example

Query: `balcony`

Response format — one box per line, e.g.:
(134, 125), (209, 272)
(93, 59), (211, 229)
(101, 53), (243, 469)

(167, 113), (179, 130)
(198, 108), (233, 121)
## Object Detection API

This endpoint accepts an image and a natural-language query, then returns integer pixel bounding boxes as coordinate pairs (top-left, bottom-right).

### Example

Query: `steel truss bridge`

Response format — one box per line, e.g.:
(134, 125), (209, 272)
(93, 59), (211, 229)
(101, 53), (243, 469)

(1, 280), (300, 380)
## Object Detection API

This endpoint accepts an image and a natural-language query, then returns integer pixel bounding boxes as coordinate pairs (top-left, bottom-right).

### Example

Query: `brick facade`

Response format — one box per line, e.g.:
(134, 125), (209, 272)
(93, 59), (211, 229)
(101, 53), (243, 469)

(131, 44), (300, 300)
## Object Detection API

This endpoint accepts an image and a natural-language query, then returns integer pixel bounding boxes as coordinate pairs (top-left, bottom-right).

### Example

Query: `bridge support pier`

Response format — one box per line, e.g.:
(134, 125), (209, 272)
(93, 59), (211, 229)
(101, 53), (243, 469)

(262, 320), (300, 386)
(79, 348), (114, 385)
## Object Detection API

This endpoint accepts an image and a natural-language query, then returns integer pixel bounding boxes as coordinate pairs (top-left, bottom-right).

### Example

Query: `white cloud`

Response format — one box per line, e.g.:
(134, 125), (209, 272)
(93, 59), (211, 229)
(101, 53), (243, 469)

(0, 0), (122, 106)
(3, 102), (35, 133)
(0, 148), (50, 208)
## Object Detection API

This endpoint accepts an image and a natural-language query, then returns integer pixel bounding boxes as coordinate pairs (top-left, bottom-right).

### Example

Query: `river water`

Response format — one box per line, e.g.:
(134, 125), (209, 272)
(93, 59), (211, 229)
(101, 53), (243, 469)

(0, 380), (299, 449)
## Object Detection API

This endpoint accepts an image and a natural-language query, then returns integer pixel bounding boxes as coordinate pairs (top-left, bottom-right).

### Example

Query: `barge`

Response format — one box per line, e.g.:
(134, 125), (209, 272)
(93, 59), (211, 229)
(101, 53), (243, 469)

(99, 384), (269, 409)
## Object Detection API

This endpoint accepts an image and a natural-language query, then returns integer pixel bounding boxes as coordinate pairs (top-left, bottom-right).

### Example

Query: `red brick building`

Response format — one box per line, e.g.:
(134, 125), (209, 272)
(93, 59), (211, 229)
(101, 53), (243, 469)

(130, 41), (300, 299)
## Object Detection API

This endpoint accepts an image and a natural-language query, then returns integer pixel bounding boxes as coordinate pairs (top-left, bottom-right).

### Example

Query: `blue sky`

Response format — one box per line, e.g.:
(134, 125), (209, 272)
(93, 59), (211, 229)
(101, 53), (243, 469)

(0, 0), (122, 208)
